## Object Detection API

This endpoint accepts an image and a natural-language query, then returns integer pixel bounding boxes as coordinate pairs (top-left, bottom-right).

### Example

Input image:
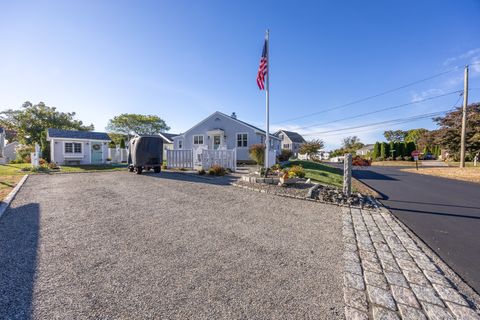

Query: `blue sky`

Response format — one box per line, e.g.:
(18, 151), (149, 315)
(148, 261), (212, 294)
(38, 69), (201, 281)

(1, 0), (479, 149)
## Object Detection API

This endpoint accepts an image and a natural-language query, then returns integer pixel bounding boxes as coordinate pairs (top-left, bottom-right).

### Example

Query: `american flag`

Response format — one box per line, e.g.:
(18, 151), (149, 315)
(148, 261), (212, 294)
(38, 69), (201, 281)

(256, 39), (268, 90)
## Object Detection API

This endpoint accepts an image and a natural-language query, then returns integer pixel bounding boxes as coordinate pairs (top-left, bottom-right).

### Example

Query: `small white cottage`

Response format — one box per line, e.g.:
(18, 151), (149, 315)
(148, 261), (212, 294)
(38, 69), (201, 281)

(47, 129), (111, 165)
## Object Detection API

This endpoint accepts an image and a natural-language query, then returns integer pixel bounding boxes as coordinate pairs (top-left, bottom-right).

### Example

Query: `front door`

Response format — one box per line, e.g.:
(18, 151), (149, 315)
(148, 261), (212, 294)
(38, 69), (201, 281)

(91, 142), (103, 164)
(213, 135), (221, 150)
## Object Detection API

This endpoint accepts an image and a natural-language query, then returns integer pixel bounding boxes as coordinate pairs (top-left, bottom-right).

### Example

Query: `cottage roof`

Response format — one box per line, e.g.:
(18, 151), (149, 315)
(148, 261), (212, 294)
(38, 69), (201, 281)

(275, 130), (306, 143)
(47, 128), (111, 141)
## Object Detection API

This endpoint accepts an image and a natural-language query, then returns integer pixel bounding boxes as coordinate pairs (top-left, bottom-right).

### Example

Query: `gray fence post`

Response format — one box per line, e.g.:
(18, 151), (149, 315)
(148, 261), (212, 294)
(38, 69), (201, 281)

(343, 153), (352, 197)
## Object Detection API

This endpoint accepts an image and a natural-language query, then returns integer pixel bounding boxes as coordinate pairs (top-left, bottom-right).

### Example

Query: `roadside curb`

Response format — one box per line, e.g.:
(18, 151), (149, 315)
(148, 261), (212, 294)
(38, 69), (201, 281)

(371, 198), (480, 310)
(0, 174), (29, 220)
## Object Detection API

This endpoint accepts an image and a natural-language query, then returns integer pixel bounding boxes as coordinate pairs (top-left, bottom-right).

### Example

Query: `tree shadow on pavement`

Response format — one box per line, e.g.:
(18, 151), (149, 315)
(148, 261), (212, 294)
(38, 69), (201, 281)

(0, 203), (40, 320)
(142, 170), (239, 186)
(352, 170), (398, 181)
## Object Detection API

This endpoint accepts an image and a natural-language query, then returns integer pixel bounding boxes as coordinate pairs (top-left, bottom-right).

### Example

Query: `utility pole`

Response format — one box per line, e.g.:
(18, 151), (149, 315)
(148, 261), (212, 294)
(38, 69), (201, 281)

(460, 65), (469, 168)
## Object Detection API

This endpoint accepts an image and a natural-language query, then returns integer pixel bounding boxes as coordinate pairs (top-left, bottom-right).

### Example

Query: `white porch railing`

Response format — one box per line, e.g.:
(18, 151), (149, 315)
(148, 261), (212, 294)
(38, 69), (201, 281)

(201, 149), (236, 171)
(166, 149), (194, 169)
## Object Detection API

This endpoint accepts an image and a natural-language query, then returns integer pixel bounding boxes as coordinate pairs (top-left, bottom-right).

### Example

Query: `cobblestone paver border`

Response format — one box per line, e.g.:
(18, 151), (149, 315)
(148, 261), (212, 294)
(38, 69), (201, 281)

(342, 206), (480, 319)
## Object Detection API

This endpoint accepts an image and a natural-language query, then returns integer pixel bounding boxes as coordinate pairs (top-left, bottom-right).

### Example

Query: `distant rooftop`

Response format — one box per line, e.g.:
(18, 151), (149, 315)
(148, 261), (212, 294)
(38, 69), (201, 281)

(47, 128), (111, 141)
(275, 130), (307, 143)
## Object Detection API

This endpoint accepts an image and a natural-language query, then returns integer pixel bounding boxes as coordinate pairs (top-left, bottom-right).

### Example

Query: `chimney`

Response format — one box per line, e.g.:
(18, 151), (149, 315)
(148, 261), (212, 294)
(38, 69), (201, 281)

(231, 112), (237, 119)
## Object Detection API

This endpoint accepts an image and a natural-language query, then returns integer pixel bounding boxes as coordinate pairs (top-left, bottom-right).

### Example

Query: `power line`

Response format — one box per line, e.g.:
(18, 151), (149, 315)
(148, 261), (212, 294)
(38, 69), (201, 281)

(273, 66), (461, 124)
(293, 89), (462, 131)
(303, 93), (464, 138)
(302, 110), (450, 136)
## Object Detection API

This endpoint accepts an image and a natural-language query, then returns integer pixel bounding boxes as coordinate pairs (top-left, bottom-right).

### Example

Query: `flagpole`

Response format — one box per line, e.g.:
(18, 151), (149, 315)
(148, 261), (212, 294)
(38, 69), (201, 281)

(265, 29), (270, 170)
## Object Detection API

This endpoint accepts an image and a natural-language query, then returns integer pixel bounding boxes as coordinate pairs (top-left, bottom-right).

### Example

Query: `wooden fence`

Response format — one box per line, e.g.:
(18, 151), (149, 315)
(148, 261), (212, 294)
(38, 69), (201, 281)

(166, 149), (194, 169)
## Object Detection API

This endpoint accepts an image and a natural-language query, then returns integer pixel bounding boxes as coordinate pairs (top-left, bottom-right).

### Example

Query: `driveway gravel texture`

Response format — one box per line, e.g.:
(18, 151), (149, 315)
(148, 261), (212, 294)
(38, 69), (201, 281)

(0, 171), (344, 319)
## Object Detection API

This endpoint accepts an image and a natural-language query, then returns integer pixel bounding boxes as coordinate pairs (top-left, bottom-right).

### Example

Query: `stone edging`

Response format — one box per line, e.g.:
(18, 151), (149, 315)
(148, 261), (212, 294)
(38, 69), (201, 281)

(342, 205), (480, 319)
(0, 174), (29, 219)
(231, 182), (379, 211)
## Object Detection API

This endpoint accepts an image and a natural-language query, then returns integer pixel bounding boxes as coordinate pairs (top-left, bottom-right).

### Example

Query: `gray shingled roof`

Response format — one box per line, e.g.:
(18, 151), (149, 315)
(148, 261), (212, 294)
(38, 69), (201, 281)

(216, 112), (281, 140)
(277, 130), (306, 143)
(47, 128), (111, 141)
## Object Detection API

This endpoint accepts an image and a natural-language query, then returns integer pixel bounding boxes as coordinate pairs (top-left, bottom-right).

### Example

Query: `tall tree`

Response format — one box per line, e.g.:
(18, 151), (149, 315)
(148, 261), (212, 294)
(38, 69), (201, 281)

(341, 136), (364, 152)
(380, 142), (389, 159)
(0, 101), (94, 160)
(299, 139), (325, 159)
(433, 103), (480, 160)
(372, 142), (381, 159)
(405, 128), (429, 144)
(383, 130), (407, 142)
(106, 113), (170, 137)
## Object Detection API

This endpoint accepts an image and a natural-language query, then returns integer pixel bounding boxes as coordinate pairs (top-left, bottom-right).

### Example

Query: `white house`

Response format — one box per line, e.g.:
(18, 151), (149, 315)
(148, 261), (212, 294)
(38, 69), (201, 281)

(47, 129), (111, 165)
(274, 130), (306, 156)
(172, 111), (281, 162)
(158, 132), (178, 158)
(356, 144), (374, 156)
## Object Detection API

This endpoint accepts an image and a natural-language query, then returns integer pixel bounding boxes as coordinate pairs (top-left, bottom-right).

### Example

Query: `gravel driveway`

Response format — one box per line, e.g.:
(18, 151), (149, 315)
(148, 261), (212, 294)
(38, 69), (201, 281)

(0, 171), (344, 319)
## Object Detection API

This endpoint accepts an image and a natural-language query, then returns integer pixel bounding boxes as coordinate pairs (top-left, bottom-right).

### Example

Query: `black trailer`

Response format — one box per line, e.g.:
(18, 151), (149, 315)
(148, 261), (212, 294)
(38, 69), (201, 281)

(127, 135), (163, 174)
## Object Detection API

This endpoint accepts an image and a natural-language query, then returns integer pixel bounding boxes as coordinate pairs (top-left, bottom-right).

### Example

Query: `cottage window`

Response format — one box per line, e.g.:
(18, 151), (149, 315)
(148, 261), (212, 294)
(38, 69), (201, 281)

(193, 135), (204, 145)
(65, 142), (82, 154)
(283, 143), (290, 149)
(237, 133), (248, 147)
(178, 140), (183, 149)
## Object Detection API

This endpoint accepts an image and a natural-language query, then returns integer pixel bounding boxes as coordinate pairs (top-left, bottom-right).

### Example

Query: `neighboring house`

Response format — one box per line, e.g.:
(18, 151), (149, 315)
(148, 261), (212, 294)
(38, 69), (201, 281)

(158, 132), (178, 158)
(47, 129), (111, 165)
(356, 144), (374, 156)
(4, 141), (20, 163)
(172, 111), (281, 162)
(274, 130), (306, 156)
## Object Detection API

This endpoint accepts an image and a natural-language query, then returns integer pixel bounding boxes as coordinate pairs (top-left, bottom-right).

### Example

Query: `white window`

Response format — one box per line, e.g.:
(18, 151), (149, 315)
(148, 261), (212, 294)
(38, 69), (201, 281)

(65, 142), (82, 154)
(178, 140), (183, 149)
(283, 143), (290, 149)
(193, 135), (204, 145)
(237, 133), (248, 147)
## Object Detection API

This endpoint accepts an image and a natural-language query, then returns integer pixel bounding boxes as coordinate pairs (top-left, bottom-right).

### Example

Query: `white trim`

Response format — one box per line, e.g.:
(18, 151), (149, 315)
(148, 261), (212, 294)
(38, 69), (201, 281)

(192, 134), (205, 145)
(63, 141), (84, 158)
(157, 132), (176, 144)
(236, 132), (248, 148)
(50, 139), (55, 163)
(48, 137), (109, 143)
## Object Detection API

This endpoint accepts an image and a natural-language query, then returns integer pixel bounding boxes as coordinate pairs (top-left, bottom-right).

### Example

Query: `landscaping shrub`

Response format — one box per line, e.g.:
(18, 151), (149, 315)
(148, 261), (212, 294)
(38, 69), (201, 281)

(249, 144), (265, 165)
(403, 156), (412, 161)
(108, 141), (116, 148)
(48, 162), (59, 169)
(198, 168), (206, 175)
(39, 158), (47, 166)
(352, 156), (371, 166)
(395, 156), (403, 161)
(120, 138), (126, 149)
(285, 165), (305, 178)
(386, 157), (393, 161)
(277, 149), (293, 162)
(161, 164), (168, 170)
(15, 145), (34, 163)
(208, 164), (226, 176)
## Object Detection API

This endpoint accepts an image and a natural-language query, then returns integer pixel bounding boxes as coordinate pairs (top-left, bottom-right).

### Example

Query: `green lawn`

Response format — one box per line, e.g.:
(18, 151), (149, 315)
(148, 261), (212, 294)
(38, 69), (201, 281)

(284, 160), (343, 187)
(0, 163), (127, 175)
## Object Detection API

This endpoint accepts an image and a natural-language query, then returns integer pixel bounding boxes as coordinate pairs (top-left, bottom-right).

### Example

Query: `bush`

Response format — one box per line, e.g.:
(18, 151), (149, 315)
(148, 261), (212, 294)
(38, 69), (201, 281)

(285, 165), (305, 178)
(352, 156), (371, 166)
(161, 164), (168, 170)
(48, 162), (59, 169)
(120, 138), (126, 149)
(108, 141), (116, 148)
(15, 145), (34, 163)
(39, 158), (47, 166)
(386, 157), (393, 161)
(208, 164), (226, 176)
(277, 149), (293, 162)
(249, 144), (265, 165)
(395, 156), (403, 161)
(198, 169), (206, 175)
(403, 156), (412, 161)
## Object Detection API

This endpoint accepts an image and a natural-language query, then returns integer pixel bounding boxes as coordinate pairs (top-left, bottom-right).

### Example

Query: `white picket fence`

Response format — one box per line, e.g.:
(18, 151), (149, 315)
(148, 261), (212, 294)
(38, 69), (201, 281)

(166, 148), (237, 170)
(166, 149), (194, 169)
(201, 149), (236, 171)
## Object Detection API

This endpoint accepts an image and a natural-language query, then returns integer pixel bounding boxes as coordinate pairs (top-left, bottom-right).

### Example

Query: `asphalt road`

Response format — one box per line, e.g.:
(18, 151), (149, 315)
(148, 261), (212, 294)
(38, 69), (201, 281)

(352, 166), (480, 294)
(0, 171), (344, 320)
